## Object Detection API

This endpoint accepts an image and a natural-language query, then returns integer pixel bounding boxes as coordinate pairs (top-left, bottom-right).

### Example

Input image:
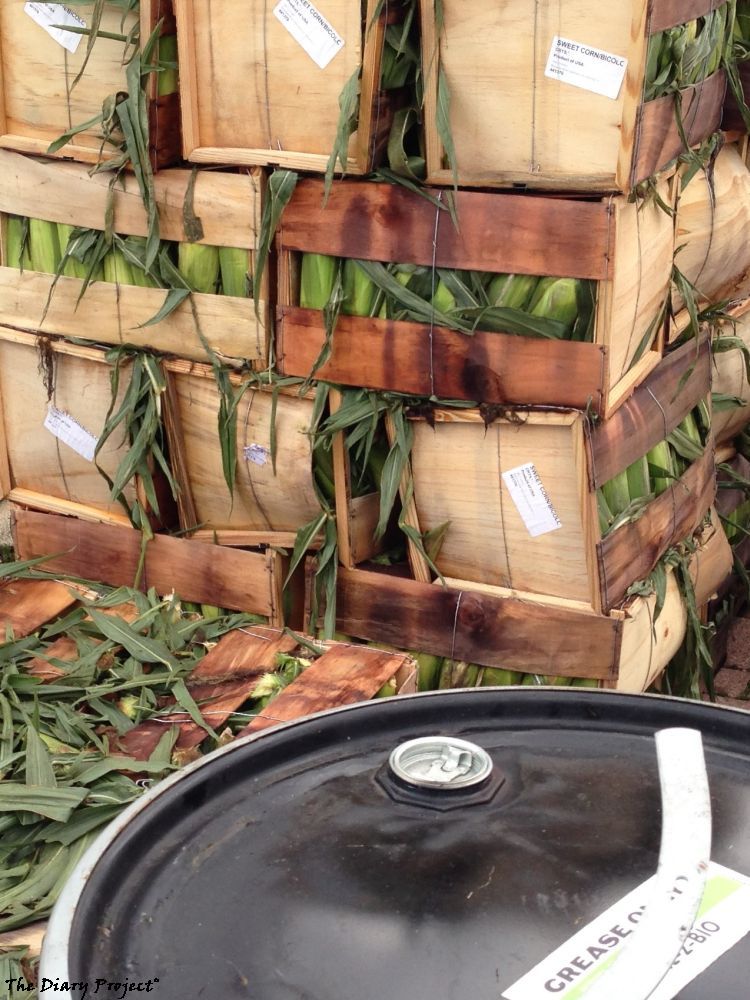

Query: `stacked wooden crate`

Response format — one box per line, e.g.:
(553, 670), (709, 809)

(268, 0), (734, 691)
(0, 0), (745, 691)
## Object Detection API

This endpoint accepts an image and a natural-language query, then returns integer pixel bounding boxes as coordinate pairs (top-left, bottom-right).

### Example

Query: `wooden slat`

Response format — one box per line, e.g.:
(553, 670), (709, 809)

(690, 509), (733, 607)
(649, 0), (723, 34)
(598, 447), (716, 608)
(278, 179), (613, 280)
(277, 307), (608, 411)
(13, 509), (284, 622)
(0, 920), (46, 957)
(115, 678), (261, 761)
(335, 568), (621, 678)
(0, 577), (77, 638)
(0, 148), (261, 247)
(238, 644), (412, 735)
(189, 626), (299, 683)
(0, 270), (265, 365)
(632, 71), (726, 186)
(588, 333), (710, 488)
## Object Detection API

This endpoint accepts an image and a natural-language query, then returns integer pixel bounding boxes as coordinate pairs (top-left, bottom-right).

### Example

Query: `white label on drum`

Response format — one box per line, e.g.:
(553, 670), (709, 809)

(503, 862), (750, 1000)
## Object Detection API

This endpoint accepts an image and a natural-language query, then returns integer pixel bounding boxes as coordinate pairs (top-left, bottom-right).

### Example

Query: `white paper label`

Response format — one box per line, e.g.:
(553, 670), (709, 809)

(24, 2), (85, 54)
(243, 443), (269, 466)
(44, 406), (98, 462)
(544, 35), (627, 100)
(503, 862), (750, 1000)
(502, 463), (562, 538)
(273, 0), (344, 69)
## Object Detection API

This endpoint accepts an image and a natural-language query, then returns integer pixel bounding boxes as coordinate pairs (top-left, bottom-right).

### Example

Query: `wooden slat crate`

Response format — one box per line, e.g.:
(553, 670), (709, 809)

(671, 140), (750, 336)
(13, 507), (287, 623)
(0, 0), (180, 167)
(420, 0), (726, 191)
(712, 299), (750, 445)
(276, 176), (676, 418)
(0, 326), (176, 525)
(0, 149), (267, 366)
(324, 507), (730, 692)
(163, 359), (323, 545)
(393, 335), (715, 614)
(174, 0), (398, 173)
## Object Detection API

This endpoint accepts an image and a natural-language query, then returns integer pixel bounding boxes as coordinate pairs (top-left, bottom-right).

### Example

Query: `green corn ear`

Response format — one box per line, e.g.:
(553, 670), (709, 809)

(480, 666), (523, 686)
(572, 677), (600, 688)
(601, 469), (631, 518)
(488, 273), (539, 310)
(57, 224), (88, 278)
(647, 439), (675, 496)
(597, 489), (614, 534)
(103, 248), (136, 286)
(375, 677), (398, 698)
(28, 218), (61, 274)
(219, 246), (249, 297)
(415, 652), (443, 692)
(300, 252), (337, 309)
(342, 259), (377, 316)
(626, 455), (651, 501)
(178, 242), (220, 294)
(157, 34), (179, 96)
(431, 277), (456, 313)
(529, 277), (579, 335)
(4, 215), (31, 269)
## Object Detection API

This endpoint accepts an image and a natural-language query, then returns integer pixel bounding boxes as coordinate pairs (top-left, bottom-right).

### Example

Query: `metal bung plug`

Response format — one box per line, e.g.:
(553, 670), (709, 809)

(389, 736), (493, 790)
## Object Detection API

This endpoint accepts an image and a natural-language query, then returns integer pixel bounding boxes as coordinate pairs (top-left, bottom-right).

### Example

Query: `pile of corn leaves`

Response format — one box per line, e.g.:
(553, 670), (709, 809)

(0, 562), (323, 963)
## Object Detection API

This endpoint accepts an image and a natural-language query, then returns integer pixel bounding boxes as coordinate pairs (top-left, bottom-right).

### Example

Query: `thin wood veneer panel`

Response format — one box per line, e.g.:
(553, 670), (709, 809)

(176, 0), (363, 161)
(13, 509), (284, 620)
(0, 333), (137, 515)
(410, 415), (595, 606)
(239, 644), (414, 735)
(0, 2), (138, 159)
(0, 577), (78, 637)
(335, 568), (621, 679)
(165, 367), (321, 533)
(277, 308), (607, 411)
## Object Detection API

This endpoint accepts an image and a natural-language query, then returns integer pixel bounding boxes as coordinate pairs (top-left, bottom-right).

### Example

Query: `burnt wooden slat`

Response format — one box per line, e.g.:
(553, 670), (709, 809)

(278, 307), (607, 411)
(278, 180), (613, 281)
(598, 448), (716, 608)
(649, 0), (723, 34)
(335, 569), (622, 679)
(13, 509), (283, 621)
(189, 627), (299, 683)
(632, 71), (726, 186)
(588, 333), (710, 488)
(239, 644), (412, 735)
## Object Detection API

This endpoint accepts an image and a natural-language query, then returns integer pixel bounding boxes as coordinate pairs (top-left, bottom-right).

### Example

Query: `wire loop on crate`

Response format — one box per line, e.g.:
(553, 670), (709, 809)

(427, 190), (444, 398)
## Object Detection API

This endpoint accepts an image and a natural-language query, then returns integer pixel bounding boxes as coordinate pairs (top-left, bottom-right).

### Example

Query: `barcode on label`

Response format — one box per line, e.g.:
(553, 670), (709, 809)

(44, 406), (98, 462)
(502, 463), (562, 538)
(24, 3), (85, 54)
